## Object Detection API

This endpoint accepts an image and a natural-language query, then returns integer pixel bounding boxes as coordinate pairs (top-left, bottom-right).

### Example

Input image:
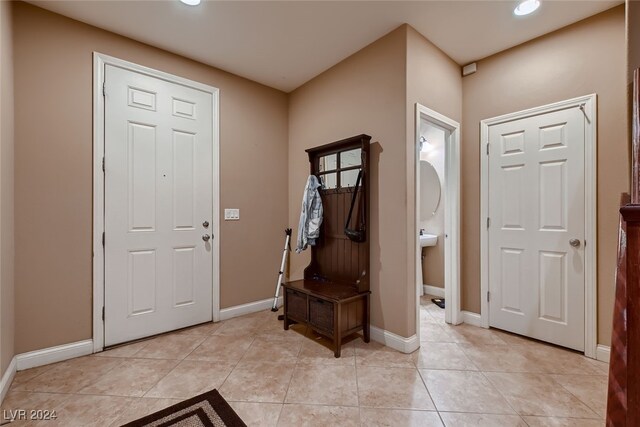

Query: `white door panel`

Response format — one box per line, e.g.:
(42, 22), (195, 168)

(488, 107), (585, 351)
(104, 65), (213, 346)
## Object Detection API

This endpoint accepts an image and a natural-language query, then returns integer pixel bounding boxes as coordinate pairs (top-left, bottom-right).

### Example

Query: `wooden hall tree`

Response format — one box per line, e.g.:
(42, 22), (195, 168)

(282, 134), (371, 357)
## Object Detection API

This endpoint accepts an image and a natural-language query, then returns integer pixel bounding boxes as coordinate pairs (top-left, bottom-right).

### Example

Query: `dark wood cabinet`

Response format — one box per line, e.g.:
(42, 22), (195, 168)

(283, 279), (370, 357)
(283, 134), (371, 357)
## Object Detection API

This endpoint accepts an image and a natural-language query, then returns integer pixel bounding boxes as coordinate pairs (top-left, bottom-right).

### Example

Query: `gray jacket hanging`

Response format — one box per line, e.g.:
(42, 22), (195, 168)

(295, 175), (323, 253)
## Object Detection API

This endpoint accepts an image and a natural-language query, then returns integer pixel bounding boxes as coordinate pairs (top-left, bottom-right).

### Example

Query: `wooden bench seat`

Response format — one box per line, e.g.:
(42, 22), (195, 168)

(282, 279), (370, 357)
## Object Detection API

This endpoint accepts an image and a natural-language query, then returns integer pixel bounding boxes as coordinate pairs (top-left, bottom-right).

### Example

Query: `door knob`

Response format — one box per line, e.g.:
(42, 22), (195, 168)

(202, 234), (211, 242)
(569, 238), (581, 248)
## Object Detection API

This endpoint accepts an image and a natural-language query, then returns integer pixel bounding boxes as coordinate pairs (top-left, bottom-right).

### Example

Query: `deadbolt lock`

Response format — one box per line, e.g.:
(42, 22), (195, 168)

(203, 221), (209, 228)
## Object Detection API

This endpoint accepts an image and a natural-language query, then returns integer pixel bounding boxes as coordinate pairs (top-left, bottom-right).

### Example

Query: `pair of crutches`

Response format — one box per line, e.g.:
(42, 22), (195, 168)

(271, 228), (292, 319)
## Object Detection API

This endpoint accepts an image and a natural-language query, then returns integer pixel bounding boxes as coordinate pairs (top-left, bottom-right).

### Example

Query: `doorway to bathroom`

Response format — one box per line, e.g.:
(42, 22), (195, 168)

(415, 104), (461, 342)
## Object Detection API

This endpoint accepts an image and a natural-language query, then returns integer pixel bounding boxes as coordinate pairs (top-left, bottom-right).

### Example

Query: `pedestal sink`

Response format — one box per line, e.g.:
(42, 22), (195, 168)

(420, 233), (438, 247)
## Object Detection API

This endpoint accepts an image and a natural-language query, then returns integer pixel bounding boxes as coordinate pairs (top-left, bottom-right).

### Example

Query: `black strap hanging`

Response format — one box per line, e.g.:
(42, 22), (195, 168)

(344, 169), (366, 243)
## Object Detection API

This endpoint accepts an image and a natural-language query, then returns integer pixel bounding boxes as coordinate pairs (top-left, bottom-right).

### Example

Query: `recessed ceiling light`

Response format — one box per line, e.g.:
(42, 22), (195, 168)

(180, 0), (201, 6)
(514, 0), (540, 16)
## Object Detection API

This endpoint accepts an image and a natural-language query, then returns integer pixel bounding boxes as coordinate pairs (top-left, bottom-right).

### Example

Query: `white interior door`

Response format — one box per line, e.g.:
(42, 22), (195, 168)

(104, 64), (214, 346)
(488, 106), (585, 351)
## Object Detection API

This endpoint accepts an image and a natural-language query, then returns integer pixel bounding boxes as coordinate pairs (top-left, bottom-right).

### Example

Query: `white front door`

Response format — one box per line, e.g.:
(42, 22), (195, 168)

(488, 106), (585, 351)
(104, 64), (214, 346)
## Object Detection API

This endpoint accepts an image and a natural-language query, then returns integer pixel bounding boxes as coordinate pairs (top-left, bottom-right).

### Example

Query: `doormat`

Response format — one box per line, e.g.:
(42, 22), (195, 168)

(431, 298), (445, 309)
(121, 389), (246, 427)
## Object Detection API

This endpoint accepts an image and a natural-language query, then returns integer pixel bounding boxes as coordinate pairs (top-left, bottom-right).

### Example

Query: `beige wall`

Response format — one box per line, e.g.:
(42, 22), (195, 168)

(461, 6), (627, 346)
(13, 2), (289, 354)
(288, 25), (461, 338)
(628, 0), (640, 80)
(0, 0), (15, 376)
(407, 28), (462, 296)
(288, 26), (412, 336)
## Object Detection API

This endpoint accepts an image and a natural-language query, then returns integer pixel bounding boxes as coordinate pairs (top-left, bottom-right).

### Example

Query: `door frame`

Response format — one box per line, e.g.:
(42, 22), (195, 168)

(92, 52), (221, 353)
(415, 104), (462, 337)
(480, 94), (597, 358)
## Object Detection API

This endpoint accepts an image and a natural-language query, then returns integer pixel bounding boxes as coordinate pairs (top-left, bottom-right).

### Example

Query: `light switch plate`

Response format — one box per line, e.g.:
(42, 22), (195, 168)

(224, 208), (240, 220)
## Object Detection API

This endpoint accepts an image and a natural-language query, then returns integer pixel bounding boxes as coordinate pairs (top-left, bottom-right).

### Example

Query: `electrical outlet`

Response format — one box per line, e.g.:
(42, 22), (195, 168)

(224, 208), (240, 220)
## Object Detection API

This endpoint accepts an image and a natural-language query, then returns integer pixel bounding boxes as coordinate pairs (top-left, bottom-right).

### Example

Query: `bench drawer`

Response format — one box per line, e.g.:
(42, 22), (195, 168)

(286, 288), (308, 321)
(309, 296), (334, 333)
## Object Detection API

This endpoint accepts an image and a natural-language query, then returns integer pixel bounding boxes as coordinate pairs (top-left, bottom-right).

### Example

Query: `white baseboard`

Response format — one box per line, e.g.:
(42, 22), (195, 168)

(219, 296), (283, 321)
(596, 345), (611, 364)
(370, 326), (419, 354)
(461, 310), (482, 327)
(16, 339), (93, 371)
(423, 285), (445, 298)
(0, 356), (17, 405)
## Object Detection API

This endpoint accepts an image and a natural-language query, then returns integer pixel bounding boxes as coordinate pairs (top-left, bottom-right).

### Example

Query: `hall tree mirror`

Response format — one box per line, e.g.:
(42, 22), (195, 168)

(317, 148), (362, 189)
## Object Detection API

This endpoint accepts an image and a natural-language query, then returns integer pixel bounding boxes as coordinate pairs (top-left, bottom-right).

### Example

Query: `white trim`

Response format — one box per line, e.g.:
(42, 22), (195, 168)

(370, 326), (420, 354)
(423, 285), (445, 298)
(461, 311), (483, 327)
(583, 96), (598, 359)
(480, 94), (598, 357)
(92, 53), (221, 352)
(596, 345), (611, 364)
(16, 340), (93, 371)
(92, 53), (106, 352)
(219, 297), (283, 321)
(480, 112), (490, 330)
(0, 357), (16, 404)
(415, 103), (462, 350)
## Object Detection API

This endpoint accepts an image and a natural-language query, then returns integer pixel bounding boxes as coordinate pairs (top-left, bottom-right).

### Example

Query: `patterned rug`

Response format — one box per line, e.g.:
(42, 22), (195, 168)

(121, 389), (246, 427)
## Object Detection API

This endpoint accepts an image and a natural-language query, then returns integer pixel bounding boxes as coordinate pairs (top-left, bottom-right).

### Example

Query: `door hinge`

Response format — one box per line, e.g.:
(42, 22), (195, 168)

(102, 82), (106, 97)
(486, 217), (490, 229)
(102, 306), (105, 321)
(486, 142), (490, 155)
(102, 157), (105, 172)
(102, 232), (105, 247)
(487, 291), (491, 302)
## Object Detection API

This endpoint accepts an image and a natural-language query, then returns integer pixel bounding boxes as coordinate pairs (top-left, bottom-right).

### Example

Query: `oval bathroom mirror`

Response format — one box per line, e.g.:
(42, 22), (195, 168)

(420, 160), (441, 220)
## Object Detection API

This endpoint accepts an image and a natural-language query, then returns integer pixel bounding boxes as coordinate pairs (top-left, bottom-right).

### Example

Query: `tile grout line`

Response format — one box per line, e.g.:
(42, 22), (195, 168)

(107, 394), (140, 426)
(354, 340), (362, 425)
(211, 330), (259, 395)
(416, 325), (455, 426)
(9, 363), (58, 389)
(136, 329), (231, 399)
(129, 337), (204, 399)
(275, 323), (308, 426)
(414, 358), (439, 414)
(427, 302), (604, 425)
(280, 324), (305, 405)
(15, 355), (124, 394)
(476, 368), (522, 418)
(415, 325), (442, 422)
(422, 304), (523, 418)
(547, 376), (603, 420)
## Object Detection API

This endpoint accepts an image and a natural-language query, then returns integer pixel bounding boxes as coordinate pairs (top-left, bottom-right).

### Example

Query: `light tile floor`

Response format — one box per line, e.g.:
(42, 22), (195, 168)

(1, 295), (608, 426)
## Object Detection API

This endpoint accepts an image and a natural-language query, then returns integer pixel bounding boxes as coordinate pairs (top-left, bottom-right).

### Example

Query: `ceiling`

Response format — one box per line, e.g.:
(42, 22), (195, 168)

(28, 0), (622, 92)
